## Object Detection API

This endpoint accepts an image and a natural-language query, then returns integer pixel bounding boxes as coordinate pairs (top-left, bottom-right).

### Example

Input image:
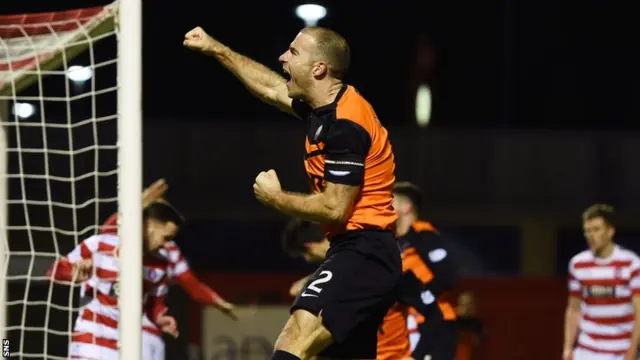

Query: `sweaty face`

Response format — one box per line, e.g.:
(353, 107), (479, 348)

(144, 220), (178, 253)
(279, 32), (319, 99)
(583, 217), (614, 255)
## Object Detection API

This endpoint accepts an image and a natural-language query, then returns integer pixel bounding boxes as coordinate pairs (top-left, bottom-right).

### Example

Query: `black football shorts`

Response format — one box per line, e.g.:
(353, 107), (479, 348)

(291, 229), (402, 359)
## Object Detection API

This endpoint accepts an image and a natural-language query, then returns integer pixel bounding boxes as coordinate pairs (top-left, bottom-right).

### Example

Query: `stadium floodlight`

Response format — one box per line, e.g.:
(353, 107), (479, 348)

(415, 84), (432, 127)
(11, 102), (35, 119)
(295, 4), (327, 27)
(66, 65), (93, 82)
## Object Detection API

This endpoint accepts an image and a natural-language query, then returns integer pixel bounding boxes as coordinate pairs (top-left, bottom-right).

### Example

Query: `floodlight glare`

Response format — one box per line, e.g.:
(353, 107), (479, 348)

(415, 84), (432, 127)
(295, 4), (327, 27)
(67, 65), (93, 82)
(12, 102), (35, 119)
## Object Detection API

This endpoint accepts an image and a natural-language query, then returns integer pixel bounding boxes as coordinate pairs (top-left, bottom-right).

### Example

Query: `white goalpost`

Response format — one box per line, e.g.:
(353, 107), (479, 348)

(0, 1), (143, 359)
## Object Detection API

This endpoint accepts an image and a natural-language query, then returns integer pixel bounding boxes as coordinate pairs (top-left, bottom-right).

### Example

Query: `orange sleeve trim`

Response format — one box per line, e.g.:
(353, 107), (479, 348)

(402, 249), (434, 284)
(439, 301), (457, 320)
(409, 307), (426, 324)
(412, 220), (437, 233)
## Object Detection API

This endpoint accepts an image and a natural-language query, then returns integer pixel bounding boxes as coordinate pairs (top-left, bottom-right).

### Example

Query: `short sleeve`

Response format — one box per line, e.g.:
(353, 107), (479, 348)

(568, 262), (581, 297)
(66, 236), (100, 263)
(166, 243), (190, 279)
(629, 256), (640, 295)
(292, 99), (312, 119)
(323, 119), (372, 186)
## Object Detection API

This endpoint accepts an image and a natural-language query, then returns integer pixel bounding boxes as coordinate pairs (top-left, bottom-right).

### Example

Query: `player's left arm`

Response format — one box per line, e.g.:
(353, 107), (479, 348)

(628, 295), (640, 360)
(258, 120), (370, 223)
(175, 271), (238, 320)
(165, 243), (238, 320)
(144, 281), (179, 338)
(626, 260), (640, 360)
(99, 178), (168, 234)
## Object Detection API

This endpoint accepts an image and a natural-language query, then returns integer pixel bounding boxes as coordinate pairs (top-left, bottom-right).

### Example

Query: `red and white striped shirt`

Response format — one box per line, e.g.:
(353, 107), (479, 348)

(68, 234), (170, 351)
(79, 240), (188, 339)
(157, 241), (190, 279)
(569, 245), (640, 355)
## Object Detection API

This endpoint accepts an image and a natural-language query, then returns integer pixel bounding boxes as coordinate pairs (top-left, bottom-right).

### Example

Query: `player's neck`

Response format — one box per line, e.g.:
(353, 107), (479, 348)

(306, 80), (343, 109)
(595, 242), (616, 259)
(396, 214), (417, 237)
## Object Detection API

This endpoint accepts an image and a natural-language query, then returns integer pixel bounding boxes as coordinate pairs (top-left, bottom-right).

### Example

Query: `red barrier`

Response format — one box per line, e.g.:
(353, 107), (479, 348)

(191, 274), (568, 360)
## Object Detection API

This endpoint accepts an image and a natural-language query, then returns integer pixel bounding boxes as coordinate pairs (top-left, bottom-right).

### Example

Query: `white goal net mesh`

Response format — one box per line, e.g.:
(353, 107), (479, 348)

(0, 3), (118, 359)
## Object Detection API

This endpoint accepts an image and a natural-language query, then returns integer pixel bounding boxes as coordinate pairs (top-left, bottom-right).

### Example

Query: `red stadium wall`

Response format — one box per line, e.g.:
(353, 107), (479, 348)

(190, 274), (567, 360)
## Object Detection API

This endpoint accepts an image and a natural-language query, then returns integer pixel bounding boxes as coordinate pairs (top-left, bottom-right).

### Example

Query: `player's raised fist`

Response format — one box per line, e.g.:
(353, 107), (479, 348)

(253, 169), (282, 205)
(183, 26), (217, 54)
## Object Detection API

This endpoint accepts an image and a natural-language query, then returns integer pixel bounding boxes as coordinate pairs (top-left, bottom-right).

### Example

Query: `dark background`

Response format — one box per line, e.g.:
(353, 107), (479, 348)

(6, 0), (638, 129)
(2, 1), (639, 359)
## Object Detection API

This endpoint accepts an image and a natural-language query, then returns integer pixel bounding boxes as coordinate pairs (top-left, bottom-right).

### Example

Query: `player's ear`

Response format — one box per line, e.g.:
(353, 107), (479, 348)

(312, 61), (328, 78)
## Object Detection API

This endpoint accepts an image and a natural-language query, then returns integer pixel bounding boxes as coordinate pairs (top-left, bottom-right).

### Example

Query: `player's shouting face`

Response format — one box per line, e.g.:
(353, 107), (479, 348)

(279, 31), (327, 100)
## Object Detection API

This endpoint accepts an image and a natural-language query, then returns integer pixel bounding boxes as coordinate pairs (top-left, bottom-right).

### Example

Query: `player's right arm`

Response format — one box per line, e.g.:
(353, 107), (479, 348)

(183, 27), (296, 117)
(47, 236), (99, 283)
(563, 263), (582, 360)
(563, 296), (581, 359)
(100, 178), (168, 234)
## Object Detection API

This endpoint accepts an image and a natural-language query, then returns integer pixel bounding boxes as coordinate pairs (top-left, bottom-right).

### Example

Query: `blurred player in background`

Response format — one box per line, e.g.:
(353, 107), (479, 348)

(393, 182), (458, 360)
(98, 179), (239, 359)
(563, 204), (640, 360)
(185, 26), (401, 360)
(454, 292), (484, 360)
(48, 201), (184, 360)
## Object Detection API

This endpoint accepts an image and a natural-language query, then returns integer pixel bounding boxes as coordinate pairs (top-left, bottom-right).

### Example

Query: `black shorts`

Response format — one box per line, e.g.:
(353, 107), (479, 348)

(415, 320), (459, 360)
(291, 230), (402, 359)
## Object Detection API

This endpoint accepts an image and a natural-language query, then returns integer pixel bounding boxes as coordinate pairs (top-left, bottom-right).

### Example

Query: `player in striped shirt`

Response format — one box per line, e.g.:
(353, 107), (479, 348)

(97, 180), (238, 359)
(563, 204), (640, 360)
(49, 201), (184, 360)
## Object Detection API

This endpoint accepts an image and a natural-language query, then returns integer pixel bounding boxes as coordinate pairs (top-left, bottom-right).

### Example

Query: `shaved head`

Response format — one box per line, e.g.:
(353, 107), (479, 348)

(301, 27), (351, 80)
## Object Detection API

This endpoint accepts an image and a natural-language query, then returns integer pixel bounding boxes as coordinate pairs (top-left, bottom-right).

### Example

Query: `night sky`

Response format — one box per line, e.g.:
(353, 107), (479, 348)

(4, 0), (638, 129)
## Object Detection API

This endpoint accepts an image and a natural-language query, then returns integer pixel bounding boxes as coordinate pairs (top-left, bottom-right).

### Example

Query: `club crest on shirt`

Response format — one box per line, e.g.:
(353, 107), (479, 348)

(144, 266), (165, 283)
(614, 266), (624, 279)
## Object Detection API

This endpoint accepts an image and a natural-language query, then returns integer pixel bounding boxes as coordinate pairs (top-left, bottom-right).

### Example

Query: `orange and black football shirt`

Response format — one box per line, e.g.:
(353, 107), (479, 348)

(292, 84), (397, 239)
(400, 221), (458, 359)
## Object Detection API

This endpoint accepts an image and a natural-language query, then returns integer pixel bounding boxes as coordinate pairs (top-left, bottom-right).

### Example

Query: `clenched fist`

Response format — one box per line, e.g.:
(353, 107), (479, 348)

(157, 315), (179, 338)
(253, 169), (282, 205)
(183, 26), (220, 54)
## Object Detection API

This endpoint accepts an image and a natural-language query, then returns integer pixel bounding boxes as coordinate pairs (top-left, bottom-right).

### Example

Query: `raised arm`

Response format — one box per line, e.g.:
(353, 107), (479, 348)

(100, 178), (168, 234)
(183, 27), (295, 117)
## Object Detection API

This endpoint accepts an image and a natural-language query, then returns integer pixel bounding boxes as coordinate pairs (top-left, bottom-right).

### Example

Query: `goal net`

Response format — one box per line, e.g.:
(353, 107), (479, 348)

(0, 3), (122, 359)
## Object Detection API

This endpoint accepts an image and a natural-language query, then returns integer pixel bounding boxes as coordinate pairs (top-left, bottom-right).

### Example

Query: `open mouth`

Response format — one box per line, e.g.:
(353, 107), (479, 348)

(283, 69), (291, 83)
